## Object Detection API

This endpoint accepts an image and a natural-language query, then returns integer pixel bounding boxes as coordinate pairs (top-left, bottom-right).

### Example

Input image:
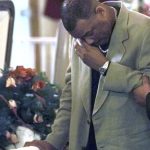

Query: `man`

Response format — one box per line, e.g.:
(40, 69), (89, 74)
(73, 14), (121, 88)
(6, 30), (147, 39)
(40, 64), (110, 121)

(25, 0), (150, 149)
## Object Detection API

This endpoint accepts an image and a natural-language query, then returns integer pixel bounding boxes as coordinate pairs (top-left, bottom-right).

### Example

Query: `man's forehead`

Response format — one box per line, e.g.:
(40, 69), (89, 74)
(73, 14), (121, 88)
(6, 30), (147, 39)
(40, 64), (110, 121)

(70, 19), (88, 38)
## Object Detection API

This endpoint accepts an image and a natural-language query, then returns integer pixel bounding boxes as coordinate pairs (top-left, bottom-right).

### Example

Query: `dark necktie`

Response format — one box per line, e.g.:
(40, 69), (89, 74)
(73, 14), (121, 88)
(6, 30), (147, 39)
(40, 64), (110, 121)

(86, 69), (100, 150)
(86, 44), (108, 150)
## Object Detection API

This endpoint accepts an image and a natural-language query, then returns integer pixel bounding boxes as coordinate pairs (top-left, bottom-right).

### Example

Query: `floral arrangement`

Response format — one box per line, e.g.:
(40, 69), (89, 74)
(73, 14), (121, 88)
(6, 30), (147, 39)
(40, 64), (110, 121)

(0, 66), (60, 149)
(139, 2), (150, 16)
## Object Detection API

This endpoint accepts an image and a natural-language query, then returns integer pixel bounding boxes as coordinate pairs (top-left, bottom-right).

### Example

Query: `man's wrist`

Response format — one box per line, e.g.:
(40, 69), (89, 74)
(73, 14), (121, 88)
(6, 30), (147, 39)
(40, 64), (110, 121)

(99, 60), (111, 76)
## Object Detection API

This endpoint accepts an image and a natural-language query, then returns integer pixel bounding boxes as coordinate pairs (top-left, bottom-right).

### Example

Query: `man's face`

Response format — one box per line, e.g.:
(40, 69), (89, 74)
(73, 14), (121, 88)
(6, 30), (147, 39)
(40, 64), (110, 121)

(70, 6), (115, 47)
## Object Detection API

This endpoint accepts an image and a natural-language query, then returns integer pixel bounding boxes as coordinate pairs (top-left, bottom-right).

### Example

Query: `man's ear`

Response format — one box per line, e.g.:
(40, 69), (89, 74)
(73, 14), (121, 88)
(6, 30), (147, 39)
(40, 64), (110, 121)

(95, 5), (105, 16)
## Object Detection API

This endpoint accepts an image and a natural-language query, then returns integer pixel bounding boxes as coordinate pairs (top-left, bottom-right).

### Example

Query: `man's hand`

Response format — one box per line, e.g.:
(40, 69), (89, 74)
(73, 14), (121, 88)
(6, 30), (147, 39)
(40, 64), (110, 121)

(75, 41), (108, 71)
(24, 140), (57, 150)
(133, 75), (150, 105)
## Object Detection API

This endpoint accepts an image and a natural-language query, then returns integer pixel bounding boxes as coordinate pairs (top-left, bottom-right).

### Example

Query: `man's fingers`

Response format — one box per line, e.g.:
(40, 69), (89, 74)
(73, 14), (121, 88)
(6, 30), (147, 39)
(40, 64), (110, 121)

(75, 44), (87, 58)
(81, 41), (91, 49)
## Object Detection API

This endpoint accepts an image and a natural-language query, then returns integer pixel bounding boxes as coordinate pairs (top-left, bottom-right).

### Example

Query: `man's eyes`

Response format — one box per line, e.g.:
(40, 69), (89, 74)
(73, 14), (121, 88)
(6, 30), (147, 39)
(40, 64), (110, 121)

(85, 31), (92, 37)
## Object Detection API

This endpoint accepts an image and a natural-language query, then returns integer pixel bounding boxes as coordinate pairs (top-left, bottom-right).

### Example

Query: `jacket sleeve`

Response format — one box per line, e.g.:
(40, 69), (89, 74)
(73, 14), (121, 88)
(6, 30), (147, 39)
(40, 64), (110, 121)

(46, 64), (72, 149)
(103, 28), (150, 93)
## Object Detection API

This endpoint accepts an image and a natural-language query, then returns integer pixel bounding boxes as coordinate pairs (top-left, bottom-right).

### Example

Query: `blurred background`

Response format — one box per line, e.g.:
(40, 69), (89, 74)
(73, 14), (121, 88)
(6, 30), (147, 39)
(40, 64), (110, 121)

(5, 0), (150, 89)
(0, 0), (150, 149)
(10, 0), (70, 90)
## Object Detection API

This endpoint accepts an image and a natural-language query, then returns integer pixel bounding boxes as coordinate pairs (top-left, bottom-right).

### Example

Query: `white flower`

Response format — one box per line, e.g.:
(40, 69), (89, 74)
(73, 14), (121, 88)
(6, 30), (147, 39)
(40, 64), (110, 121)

(33, 114), (43, 123)
(6, 77), (16, 87)
(8, 99), (17, 109)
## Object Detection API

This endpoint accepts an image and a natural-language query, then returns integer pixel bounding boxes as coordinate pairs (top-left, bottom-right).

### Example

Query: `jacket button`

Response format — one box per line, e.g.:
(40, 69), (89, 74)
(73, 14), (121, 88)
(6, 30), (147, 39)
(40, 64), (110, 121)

(87, 119), (90, 124)
(99, 145), (104, 149)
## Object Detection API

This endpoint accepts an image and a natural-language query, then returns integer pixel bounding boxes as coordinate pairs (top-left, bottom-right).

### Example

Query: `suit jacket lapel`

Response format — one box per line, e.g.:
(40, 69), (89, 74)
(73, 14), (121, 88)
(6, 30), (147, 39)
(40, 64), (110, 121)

(92, 2), (129, 116)
(80, 61), (91, 116)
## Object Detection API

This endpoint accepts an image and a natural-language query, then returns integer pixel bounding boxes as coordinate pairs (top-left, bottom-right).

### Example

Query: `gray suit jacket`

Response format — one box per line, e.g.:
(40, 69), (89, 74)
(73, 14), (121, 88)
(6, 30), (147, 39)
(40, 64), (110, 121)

(47, 2), (150, 150)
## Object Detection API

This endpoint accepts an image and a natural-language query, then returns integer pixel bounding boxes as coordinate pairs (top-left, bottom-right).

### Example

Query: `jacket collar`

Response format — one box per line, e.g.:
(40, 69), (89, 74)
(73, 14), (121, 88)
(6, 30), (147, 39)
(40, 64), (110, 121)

(77, 2), (130, 116)
(92, 2), (130, 115)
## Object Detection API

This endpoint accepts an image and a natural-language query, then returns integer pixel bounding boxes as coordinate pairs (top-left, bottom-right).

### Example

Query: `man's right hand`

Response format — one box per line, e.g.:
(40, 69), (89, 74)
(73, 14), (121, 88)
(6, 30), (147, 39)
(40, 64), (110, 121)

(133, 75), (150, 105)
(24, 140), (57, 150)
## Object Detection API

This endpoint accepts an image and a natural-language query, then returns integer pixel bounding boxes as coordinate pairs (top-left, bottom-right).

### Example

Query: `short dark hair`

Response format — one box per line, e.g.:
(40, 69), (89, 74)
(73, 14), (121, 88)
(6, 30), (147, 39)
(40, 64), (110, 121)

(61, 0), (93, 32)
